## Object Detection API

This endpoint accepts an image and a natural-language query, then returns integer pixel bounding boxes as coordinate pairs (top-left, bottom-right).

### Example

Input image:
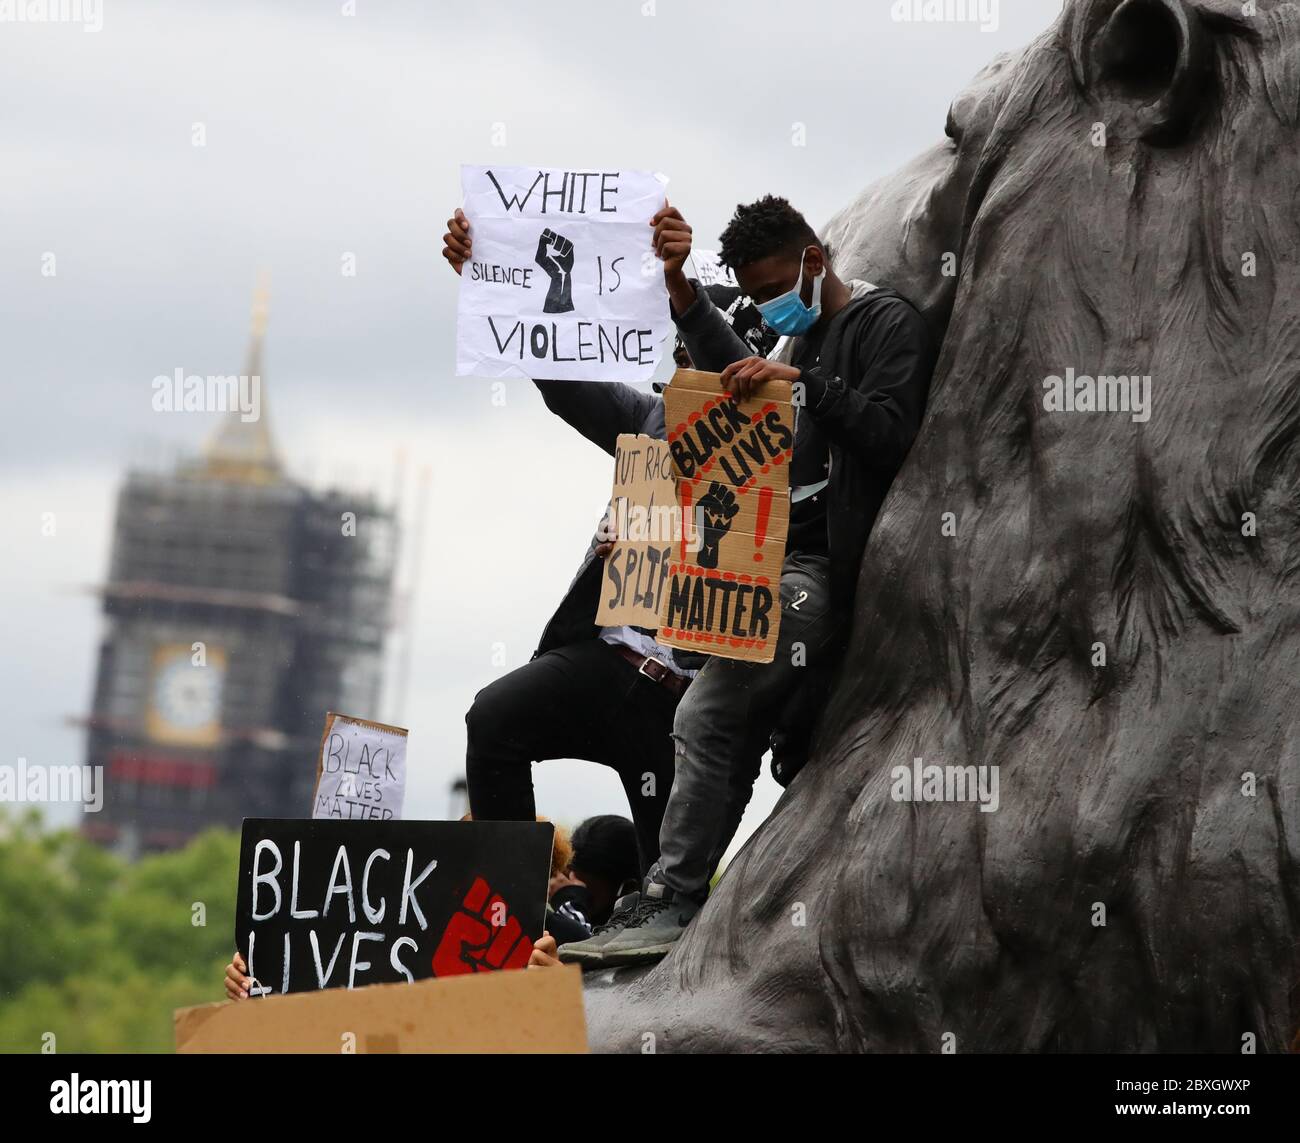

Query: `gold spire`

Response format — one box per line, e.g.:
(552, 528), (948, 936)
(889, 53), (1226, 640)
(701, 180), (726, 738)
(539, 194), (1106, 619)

(199, 271), (284, 485)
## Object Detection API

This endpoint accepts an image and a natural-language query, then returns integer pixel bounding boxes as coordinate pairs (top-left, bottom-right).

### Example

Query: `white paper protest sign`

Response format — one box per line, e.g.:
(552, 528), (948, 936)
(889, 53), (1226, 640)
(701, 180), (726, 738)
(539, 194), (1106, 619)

(310, 712), (408, 821)
(689, 248), (737, 290)
(456, 165), (671, 382)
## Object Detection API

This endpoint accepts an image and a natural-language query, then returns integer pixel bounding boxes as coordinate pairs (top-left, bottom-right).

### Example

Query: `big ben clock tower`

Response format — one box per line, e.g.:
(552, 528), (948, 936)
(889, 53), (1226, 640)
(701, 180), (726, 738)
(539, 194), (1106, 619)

(81, 282), (397, 854)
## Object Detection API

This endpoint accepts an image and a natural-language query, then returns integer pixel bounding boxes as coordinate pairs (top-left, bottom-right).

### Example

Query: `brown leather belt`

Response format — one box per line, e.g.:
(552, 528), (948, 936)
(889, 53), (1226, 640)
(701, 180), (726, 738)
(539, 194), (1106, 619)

(611, 643), (690, 698)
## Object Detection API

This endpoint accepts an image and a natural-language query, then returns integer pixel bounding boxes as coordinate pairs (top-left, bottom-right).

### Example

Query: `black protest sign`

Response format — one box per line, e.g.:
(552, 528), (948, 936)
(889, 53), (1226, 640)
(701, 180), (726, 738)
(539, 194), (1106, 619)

(234, 818), (553, 995)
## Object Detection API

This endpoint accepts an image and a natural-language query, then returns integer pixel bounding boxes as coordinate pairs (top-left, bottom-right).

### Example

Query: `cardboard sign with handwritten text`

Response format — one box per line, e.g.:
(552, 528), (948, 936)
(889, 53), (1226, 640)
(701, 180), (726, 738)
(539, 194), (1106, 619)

(311, 713), (408, 821)
(657, 370), (794, 663)
(596, 434), (682, 629)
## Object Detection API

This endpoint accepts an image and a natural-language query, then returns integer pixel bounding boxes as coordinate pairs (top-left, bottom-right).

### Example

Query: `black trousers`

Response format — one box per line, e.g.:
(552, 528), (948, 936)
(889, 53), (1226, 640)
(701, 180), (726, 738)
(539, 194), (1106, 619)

(464, 639), (682, 877)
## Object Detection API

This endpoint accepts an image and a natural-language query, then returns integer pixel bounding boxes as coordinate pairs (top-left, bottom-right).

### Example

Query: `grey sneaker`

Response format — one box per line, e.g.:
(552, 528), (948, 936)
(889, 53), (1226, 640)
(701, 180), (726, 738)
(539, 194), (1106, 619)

(557, 890), (641, 967)
(598, 883), (701, 966)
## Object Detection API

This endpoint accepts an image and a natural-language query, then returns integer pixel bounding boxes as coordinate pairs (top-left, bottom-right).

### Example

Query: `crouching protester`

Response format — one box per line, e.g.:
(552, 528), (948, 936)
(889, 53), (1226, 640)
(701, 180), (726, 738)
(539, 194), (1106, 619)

(551, 814), (642, 931)
(560, 195), (936, 967)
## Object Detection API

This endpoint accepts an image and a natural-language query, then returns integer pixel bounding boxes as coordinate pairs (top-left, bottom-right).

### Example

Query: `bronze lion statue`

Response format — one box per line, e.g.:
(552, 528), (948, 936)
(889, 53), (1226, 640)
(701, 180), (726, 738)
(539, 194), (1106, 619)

(585, 0), (1300, 1052)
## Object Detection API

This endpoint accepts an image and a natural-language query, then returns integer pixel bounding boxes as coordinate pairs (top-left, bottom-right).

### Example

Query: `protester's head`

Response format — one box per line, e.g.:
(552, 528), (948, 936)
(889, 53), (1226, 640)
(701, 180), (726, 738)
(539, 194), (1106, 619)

(568, 815), (639, 924)
(550, 822), (574, 879)
(719, 195), (830, 337)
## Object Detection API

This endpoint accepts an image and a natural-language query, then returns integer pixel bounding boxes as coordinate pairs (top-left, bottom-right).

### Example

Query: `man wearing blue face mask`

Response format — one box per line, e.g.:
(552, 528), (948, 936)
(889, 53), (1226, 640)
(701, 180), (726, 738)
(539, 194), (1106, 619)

(559, 195), (936, 967)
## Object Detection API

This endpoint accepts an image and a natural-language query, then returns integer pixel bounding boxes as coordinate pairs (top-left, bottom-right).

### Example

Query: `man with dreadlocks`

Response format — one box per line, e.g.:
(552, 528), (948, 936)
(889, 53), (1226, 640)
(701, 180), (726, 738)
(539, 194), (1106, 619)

(564, 195), (936, 965)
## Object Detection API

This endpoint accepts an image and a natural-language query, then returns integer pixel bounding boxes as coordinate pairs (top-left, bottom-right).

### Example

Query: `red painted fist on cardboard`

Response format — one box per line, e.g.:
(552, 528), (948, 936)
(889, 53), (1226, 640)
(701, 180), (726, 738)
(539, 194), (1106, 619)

(431, 876), (533, 976)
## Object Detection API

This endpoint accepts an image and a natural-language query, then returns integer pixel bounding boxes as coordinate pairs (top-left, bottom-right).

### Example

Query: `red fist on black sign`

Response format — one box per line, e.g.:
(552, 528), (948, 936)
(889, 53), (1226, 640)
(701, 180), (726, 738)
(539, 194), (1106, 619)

(431, 876), (533, 976)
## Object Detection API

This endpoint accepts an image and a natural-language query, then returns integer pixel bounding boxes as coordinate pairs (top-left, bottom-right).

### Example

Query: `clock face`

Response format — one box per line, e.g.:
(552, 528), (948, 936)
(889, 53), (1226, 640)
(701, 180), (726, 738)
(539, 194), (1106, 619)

(146, 644), (226, 745)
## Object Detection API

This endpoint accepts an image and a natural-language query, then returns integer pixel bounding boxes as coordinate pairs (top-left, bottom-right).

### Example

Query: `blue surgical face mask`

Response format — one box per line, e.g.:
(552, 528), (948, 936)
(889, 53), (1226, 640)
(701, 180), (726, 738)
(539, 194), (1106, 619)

(754, 247), (824, 336)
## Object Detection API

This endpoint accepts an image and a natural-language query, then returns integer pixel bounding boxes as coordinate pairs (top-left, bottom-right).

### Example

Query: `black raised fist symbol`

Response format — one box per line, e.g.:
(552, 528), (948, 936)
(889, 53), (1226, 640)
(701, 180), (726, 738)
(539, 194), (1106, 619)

(695, 481), (739, 569)
(535, 228), (575, 314)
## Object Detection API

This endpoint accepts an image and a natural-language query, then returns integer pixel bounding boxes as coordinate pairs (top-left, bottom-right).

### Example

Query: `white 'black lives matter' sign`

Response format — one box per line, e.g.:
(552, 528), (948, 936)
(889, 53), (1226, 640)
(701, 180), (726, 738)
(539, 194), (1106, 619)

(234, 818), (553, 994)
(311, 713), (407, 822)
(456, 165), (671, 382)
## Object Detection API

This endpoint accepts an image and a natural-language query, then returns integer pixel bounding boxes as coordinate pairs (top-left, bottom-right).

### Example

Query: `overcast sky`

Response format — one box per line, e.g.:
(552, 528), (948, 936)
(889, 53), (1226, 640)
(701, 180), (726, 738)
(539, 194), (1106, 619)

(1, 1), (1059, 848)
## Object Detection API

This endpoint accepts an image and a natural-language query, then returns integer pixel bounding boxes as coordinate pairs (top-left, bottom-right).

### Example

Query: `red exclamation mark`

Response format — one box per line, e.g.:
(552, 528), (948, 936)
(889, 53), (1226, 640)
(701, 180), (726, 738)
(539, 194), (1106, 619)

(680, 481), (693, 564)
(754, 486), (772, 562)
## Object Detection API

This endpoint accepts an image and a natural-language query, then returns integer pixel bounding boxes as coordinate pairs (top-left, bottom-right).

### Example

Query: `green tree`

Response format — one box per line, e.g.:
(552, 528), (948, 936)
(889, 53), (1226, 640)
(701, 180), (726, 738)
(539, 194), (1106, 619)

(0, 812), (240, 1053)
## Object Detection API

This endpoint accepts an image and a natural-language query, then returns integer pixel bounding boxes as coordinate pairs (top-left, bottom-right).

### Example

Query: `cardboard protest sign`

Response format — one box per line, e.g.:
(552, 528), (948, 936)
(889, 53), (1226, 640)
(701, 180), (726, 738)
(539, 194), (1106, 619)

(311, 713), (407, 821)
(234, 818), (553, 995)
(596, 434), (684, 628)
(175, 965), (588, 1054)
(456, 165), (671, 382)
(657, 370), (794, 663)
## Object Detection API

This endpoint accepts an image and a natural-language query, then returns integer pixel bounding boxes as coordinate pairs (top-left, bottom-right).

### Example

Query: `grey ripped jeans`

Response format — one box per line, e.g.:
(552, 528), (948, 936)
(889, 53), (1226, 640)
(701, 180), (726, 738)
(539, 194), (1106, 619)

(650, 552), (838, 903)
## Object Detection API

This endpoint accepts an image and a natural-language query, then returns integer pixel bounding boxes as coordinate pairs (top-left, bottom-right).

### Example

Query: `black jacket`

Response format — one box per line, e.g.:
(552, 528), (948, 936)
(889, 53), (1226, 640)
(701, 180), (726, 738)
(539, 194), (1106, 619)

(673, 282), (935, 612)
